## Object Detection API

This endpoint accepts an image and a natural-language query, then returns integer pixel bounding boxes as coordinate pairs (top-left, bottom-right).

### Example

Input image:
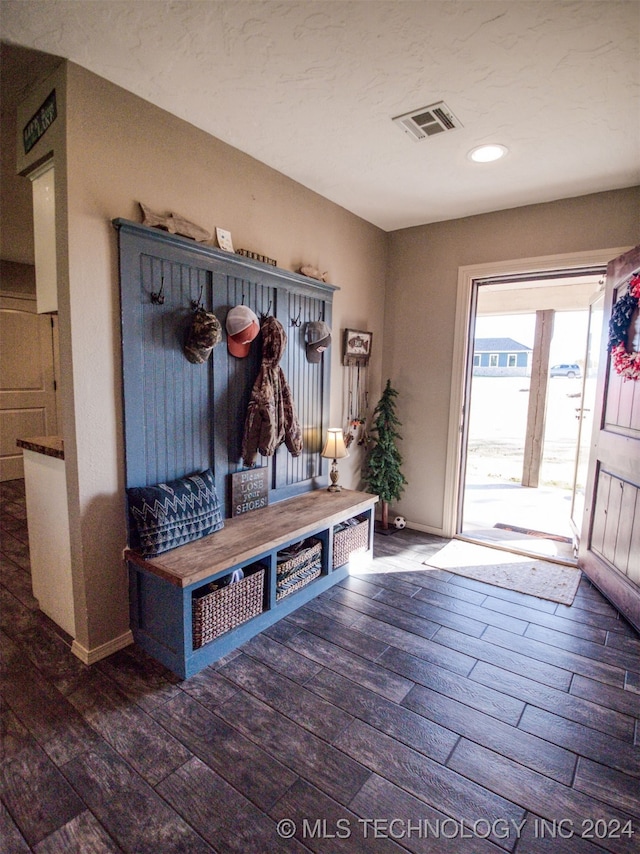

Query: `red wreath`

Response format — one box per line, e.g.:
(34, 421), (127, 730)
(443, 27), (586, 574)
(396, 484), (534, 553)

(609, 275), (640, 381)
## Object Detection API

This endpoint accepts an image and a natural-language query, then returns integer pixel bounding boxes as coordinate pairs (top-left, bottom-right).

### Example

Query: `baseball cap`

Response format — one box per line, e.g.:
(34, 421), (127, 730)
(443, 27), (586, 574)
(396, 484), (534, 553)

(184, 308), (222, 364)
(226, 305), (260, 358)
(305, 320), (332, 363)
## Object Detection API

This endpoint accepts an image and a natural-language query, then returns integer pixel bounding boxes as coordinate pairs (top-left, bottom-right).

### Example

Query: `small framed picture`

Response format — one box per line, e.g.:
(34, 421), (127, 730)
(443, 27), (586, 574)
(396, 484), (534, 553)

(216, 227), (234, 252)
(343, 328), (372, 365)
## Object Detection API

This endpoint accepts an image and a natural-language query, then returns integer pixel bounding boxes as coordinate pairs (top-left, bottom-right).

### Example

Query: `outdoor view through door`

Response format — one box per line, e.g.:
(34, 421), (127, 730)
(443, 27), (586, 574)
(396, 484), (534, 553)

(460, 271), (605, 564)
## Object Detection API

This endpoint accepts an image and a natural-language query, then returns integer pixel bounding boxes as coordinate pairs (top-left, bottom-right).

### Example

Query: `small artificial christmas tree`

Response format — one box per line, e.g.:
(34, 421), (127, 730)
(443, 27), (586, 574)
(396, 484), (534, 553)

(362, 379), (407, 530)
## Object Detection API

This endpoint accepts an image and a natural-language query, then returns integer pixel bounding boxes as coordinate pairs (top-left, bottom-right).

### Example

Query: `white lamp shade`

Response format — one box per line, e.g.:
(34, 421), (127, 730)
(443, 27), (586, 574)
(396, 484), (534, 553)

(321, 428), (349, 460)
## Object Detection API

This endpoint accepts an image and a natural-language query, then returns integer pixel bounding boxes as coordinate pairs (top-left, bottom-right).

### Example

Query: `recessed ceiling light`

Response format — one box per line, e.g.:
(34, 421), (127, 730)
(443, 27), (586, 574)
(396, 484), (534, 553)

(468, 144), (509, 163)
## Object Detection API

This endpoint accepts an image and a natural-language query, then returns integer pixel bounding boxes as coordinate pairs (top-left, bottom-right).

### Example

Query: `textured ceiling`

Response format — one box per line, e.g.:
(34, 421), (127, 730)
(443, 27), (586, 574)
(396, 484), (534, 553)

(1, 0), (638, 231)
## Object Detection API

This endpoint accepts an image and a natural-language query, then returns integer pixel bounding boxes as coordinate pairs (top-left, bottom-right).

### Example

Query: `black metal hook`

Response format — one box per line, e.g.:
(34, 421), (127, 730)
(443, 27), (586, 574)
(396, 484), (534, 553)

(190, 283), (205, 312)
(291, 309), (302, 327)
(259, 300), (272, 322)
(150, 276), (165, 305)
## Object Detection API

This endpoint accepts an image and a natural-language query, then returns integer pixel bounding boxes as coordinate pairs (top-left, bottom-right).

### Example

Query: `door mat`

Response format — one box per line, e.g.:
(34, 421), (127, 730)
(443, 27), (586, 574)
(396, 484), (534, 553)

(423, 539), (581, 605)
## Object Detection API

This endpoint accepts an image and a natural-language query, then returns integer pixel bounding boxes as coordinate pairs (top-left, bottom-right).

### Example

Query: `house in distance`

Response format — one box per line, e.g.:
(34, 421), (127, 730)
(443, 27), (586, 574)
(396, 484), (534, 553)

(473, 337), (532, 377)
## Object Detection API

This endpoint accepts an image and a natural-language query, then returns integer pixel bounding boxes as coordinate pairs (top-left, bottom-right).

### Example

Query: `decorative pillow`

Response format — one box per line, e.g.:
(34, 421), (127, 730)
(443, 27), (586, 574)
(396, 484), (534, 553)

(127, 468), (224, 556)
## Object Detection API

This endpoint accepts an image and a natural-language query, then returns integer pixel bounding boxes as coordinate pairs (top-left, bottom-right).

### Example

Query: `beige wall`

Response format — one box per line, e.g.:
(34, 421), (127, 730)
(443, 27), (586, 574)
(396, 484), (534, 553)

(385, 187), (640, 533)
(60, 62), (386, 654)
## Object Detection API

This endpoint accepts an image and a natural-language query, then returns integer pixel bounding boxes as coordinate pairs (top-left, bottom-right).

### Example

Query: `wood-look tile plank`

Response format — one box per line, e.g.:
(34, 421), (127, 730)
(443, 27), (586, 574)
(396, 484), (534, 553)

(352, 613), (477, 676)
(282, 627), (414, 703)
(0, 711), (85, 847)
(158, 756), (308, 854)
(333, 719), (525, 849)
(285, 605), (391, 660)
(241, 631), (324, 684)
(378, 646), (525, 725)
(270, 776), (407, 854)
(215, 688), (371, 804)
(444, 573), (559, 612)
(1, 633), (102, 765)
(0, 800), (31, 853)
(262, 618), (303, 644)
(2, 612), (92, 697)
(150, 692), (296, 811)
(554, 600), (635, 635)
(304, 666), (458, 762)
(303, 592), (371, 627)
(352, 567), (432, 599)
(0, 530), (30, 570)
(470, 661), (636, 742)
(480, 626), (627, 688)
(381, 565), (490, 604)
(402, 684), (576, 784)
(61, 742), (215, 852)
(348, 774), (505, 854)
(218, 652), (353, 740)
(431, 626), (573, 690)
(448, 738), (640, 854)
(605, 630), (640, 656)
(483, 596), (608, 644)
(328, 589), (448, 638)
(574, 757), (640, 818)
(242, 621), (322, 685)
(518, 705), (640, 778)
(570, 673), (640, 718)
(67, 672), (191, 786)
(176, 665), (240, 712)
(33, 810), (123, 854)
(524, 623), (640, 674)
(406, 585), (530, 636)
(95, 646), (181, 712)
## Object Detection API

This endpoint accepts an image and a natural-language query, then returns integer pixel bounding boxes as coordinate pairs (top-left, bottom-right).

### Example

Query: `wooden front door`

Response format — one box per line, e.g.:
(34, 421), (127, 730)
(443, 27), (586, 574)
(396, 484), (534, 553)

(579, 245), (640, 632)
(0, 295), (58, 480)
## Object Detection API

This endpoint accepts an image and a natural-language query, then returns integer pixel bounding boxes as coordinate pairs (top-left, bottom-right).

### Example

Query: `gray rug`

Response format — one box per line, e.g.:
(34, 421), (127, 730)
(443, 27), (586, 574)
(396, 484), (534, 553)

(423, 539), (581, 605)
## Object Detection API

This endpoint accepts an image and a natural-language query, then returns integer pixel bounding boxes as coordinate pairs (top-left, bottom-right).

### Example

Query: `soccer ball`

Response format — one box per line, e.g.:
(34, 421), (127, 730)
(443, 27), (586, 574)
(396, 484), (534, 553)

(393, 515), (406, 529)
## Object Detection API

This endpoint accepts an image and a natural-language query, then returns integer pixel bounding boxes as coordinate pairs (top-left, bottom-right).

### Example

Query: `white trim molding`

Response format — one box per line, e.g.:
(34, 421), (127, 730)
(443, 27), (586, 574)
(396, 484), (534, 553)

(71, 630), (133, 665)
(443, 246), (632, 539)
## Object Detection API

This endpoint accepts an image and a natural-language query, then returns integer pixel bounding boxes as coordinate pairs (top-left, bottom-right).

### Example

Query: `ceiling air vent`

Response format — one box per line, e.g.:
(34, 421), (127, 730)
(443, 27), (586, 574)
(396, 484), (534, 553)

(392, 102), (462, 141)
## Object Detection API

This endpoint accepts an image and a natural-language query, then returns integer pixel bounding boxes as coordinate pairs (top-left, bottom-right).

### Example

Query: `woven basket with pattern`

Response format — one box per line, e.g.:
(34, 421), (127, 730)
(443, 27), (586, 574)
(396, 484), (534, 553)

(276, 538), (322, 600)
(333, 516), (369, 568)
(192, 567), (264, 649)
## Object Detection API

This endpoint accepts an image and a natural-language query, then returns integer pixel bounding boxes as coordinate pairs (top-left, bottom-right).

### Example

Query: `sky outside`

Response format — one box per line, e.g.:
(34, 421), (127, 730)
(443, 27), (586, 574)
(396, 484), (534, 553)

(475, 311), (591, 365)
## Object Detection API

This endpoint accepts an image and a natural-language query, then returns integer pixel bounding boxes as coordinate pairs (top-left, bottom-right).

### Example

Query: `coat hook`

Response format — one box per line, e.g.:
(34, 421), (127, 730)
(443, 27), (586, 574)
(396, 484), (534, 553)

(291, 309), (302, 327)
(259, 299), (272, 322)
(151, 276), (165, 305)
(190, 283), (205, 311)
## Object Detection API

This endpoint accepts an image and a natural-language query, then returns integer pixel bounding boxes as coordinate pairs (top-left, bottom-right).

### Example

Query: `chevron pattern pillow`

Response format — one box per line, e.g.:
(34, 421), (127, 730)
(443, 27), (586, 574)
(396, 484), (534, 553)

(127, 468), (224, 556)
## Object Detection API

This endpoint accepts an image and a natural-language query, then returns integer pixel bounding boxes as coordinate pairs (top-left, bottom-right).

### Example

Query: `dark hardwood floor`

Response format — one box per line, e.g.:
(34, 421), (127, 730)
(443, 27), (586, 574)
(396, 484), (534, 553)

(1, 477), (639, 853)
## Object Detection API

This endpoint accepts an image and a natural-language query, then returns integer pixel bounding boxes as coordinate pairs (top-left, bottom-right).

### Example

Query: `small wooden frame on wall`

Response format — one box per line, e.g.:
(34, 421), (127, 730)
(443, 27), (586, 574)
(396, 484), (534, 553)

(343, 329), (372, 366)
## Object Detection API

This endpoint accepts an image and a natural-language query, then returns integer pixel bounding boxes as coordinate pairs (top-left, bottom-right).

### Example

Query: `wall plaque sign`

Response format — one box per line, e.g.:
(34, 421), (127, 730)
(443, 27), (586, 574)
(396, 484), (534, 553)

(23, 89), (57, 154)
(230, 467), (269, 517)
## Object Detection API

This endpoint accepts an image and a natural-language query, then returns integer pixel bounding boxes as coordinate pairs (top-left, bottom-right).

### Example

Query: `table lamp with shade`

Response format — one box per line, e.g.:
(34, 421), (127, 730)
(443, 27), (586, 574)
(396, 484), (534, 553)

(321, 428), (349, 492)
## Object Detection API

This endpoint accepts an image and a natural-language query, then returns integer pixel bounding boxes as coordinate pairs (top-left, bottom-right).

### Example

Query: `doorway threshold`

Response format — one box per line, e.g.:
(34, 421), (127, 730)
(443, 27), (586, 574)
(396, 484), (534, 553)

(457, 529), (577, 567)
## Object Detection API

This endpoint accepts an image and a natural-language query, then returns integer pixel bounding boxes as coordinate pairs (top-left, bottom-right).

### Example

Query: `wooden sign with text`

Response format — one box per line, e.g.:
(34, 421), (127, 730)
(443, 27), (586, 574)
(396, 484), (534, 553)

(230, 468), (269, 517)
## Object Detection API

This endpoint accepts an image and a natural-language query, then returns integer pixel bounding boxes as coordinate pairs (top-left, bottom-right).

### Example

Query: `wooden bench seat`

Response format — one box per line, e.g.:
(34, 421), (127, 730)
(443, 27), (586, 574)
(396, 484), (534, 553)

(126, 488), (377, 678)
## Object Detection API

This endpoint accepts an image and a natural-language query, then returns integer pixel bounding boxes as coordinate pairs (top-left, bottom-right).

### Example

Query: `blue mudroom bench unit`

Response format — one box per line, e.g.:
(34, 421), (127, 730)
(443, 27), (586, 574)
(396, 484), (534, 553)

(115, 218), (377, 677)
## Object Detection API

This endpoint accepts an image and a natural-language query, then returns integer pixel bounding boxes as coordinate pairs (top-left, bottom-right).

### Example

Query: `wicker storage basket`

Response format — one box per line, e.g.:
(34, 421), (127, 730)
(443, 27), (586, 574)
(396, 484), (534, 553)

(276, 538), (322, 601)
(193, 567), (264, 649)
(333, 516), (369, 568)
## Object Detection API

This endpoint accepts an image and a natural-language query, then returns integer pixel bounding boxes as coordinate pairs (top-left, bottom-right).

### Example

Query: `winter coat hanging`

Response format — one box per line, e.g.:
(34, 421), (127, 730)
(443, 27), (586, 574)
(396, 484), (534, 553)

(241, 316), (303, 466)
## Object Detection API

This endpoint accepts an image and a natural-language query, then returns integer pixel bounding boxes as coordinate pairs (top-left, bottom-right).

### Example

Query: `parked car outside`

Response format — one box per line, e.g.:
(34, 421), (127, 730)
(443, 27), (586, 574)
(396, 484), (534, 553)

(550, 363), (582, 378)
